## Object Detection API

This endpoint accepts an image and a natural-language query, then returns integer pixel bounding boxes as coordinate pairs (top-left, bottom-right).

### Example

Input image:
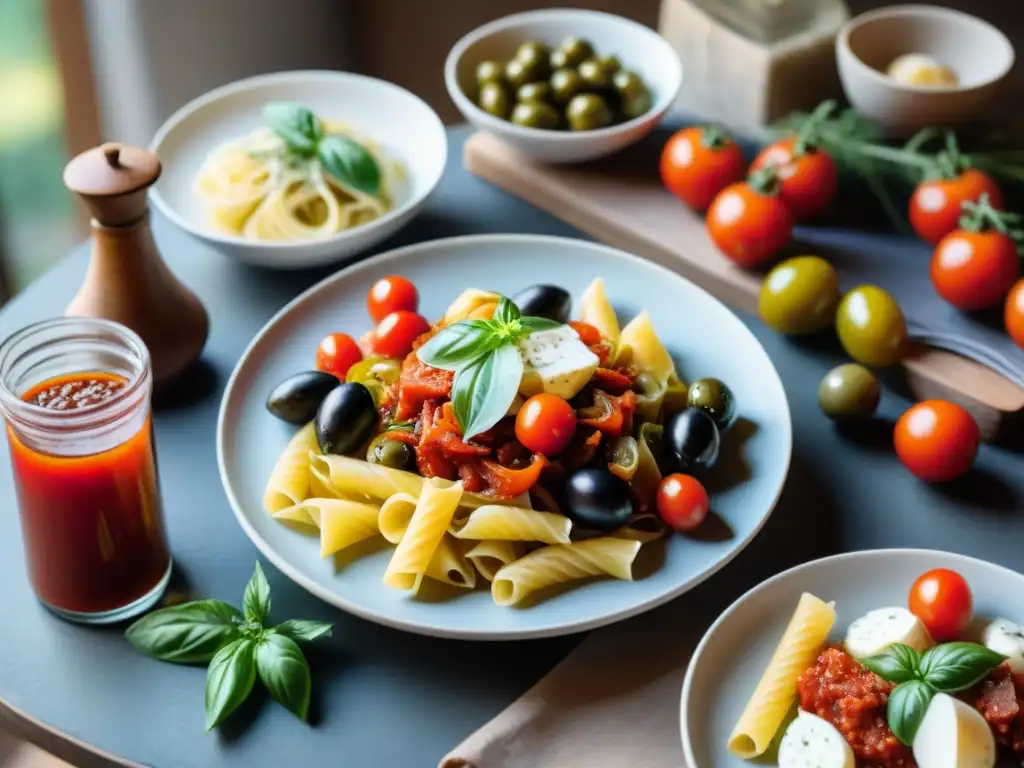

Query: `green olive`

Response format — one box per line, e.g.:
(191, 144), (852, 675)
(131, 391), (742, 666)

(595, 53), (622, 75)
(515, 41), (552, 80)
(613, 70), (652, 119)
(556, 37), (594, 68)
(758, 256), (841, 335)
(517, 81), (553, 104)
(366, 433), (415, 471)
(686, 378), (737, 432)
(505, 57), (545, 89)
(477, 82), (512, 119)
(565, 93), (613, 131)
(475, 60), (505, 87)
(550, 68), (584, 104)
(511, 100), (561, 130)
(578, 59), (612, 90)
(818, 363), (881, 422)
(836, 285), (908, 367)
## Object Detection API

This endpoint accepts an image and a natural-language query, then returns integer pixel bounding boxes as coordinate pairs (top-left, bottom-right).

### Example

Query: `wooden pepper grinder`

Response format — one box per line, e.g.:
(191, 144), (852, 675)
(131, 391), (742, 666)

(63, 141), (209, 386)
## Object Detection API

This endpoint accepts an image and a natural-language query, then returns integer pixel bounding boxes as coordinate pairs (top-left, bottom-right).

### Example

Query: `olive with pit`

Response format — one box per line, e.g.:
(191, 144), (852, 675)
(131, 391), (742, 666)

(836, 285), (908, 367)
(555, 36), (594, 69)
(664, 408), (720, 473)
(514, 41), (551, 79)
(613, 70), (652, 119)
(566, 93), (613, 131)
(687, 378), (737, 432)
(517, 81), (553, 104)
(366, 432), (415, 471)
(759, 255), (840, 335)
(511, 101), (560, 130)
(562, 467), (634, 532)
(550, 68), (584, 104)
(315, 382), (377, 456)
(511, 284), (571, 323)
(476, 60), (505, 87)
(818, 363), (881, 422)
(578, 59), (612, 90)
(478, 82), (512, 120)
(266, 370), (339, 425)
(505, 57), (542, 89)
(595, 53), (622, 75)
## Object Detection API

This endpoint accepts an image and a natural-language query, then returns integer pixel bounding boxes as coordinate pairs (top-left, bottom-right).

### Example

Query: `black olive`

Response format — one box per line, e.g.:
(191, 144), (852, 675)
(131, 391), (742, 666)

(266, 371), (339, 425)
(562, 468), (633, 532)
(315, 382), (377, 455)
(663, 408), (720, 473)
(511, 284), (571, 323)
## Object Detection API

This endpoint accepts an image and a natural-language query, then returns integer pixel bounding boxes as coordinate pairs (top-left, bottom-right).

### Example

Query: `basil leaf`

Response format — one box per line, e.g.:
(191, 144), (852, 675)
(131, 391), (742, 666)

(918, 642), (1006, 692)
(416, 320), (497, 371)
(887, 679), (934, 745)
(519, 316), (562, 333)
(861, 643), (922, 684)
(452, 343), (524, 440)
(256, 633), (312, 722)
(493, 297), (521, 325)
(263, 102), (322, 156)
(205, 638), (256, 730)
(317, 135), (381, 198)
(242, 562), (271, 625)
(125, 600), (243, 664)
(273, 619), (333, 643)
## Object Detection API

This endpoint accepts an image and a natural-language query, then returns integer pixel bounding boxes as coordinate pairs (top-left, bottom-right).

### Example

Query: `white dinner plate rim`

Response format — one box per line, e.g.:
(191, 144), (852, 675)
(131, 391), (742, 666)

(216, 233), (793, 640)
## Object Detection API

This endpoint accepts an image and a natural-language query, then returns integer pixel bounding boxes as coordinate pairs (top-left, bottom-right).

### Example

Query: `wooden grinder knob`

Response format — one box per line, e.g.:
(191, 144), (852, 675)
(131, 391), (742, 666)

(64, 141), (209, 385)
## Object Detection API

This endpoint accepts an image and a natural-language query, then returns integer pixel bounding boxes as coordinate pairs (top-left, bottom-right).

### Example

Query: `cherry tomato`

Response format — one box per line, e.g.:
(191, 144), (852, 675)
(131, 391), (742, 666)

(749, 137), (838, 220)
(660, 126), (746, 212)
(931, 230), (1021, 311)
(315, 332), (363, 378)
(894, 400), (979, 482)
(1005, 279), (1024, 350)
(568, 321), (602, 346)
(515, 394), (576, 455)
(369, 311), (430, 359)
(909, 568), (973, 641)
(367, 275), (419, 324)
(706, 175), (794, 269)
(656, 473), (709, 533)
(909, 170), (1003, 245)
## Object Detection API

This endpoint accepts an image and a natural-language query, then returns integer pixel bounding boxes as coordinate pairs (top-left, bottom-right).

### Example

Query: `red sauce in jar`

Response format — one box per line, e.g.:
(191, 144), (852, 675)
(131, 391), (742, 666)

(7, 372), (170, 615)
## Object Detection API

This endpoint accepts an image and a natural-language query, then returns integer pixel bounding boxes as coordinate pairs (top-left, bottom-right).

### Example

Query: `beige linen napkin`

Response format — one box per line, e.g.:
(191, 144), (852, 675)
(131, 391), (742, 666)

(440, 597), (716, 768)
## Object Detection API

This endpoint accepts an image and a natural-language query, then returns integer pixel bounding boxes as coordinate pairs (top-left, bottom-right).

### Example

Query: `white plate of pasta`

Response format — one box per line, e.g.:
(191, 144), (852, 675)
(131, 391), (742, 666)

(217, 234), (792, 639)
(150, 70), (447, 268)
(681, 549), (1024, 768)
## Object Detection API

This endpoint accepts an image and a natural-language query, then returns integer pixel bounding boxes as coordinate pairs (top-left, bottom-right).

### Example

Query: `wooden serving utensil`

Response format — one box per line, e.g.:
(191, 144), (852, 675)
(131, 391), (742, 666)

(63, 141), (209, 386)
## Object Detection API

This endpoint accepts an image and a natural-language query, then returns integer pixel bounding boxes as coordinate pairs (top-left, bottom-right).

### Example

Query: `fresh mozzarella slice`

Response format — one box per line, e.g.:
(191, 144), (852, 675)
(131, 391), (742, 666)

(913, 693), (995, 768)
(844, 607), (934, 658)
(981, 617), (1024, 676)
(517, 325), (599, 400)
(778, 710), (855, 768)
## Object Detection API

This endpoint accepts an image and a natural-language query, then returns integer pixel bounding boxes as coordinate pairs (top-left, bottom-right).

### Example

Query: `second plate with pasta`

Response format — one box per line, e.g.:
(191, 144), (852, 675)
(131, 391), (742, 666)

(217, 234), (792, 639)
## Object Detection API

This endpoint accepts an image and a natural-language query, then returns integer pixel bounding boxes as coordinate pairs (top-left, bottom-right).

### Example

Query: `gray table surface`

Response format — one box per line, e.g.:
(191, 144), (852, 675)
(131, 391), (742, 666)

(0, 127), (1022, 768)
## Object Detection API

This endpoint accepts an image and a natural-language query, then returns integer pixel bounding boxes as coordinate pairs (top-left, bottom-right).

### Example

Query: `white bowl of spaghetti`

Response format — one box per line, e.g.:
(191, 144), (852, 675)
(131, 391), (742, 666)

(149, 70), (447, 269)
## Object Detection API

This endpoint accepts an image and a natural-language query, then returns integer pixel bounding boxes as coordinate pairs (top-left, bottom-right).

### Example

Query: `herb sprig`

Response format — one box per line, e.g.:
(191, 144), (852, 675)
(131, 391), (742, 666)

(416, 297), (560, 439)
(262, 102), (381, 198)
(126, 563), (332, 731)
(861, 641), (1005, 745)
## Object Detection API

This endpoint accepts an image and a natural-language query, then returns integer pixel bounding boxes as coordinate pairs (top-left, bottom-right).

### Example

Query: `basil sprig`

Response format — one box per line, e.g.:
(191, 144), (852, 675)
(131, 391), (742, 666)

(861, 641), (1006, 745)
(126, 562), (332, 731)
(416, 297), (560, 439)
(262, 102), (381, 198)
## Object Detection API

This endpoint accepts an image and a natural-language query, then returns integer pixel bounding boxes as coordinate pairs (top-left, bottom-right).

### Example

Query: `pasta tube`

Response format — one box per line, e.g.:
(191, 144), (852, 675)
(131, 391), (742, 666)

(449, 505), (571, 544)
(263, 422), (318, 514)
(423, 535), (476, 590)
(578, 277), (620, 347)
(465, 541), (524, 582)
(383, 480), (464, 591)
(378, 492), (419, 544)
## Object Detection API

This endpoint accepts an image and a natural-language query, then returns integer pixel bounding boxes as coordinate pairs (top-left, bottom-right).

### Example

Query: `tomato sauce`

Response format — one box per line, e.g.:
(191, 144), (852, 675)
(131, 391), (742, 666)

(7, 372), (170, 615)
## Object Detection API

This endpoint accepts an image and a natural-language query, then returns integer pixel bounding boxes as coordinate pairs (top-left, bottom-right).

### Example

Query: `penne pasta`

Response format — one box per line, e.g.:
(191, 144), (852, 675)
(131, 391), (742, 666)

(466, 540), (523, 582)
(263, 422), (319, 514)
(422, 534), (476, 590)
(272, 503), (320, 529)
(616, 310), (678, 386)
(578, 277), (620, 347)
(309, 463), (340, 499)
(383, 480), (464, 591)
(378, 492), (419, 544)
(449, 505), (571, 545)
(491, 538), (641, 606)
(313, 499), (381, 558)
(727, 592), (836, 759)
(613, 512), (668, 544)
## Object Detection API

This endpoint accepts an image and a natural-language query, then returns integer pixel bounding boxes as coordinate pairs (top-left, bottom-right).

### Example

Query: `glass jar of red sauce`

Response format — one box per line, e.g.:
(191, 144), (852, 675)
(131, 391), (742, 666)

(0, 318), (171, 623)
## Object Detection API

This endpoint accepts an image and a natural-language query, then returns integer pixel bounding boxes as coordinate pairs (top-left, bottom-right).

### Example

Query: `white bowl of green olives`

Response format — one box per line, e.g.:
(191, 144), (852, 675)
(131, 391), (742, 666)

(445, 9), (683, 163)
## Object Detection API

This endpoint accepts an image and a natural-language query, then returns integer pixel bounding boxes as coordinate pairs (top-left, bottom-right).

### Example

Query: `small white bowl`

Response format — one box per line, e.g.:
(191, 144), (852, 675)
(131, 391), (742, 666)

(149, 71), (447, 270)
(837, 5), (1014, 136)
(445, 9), (683, 164)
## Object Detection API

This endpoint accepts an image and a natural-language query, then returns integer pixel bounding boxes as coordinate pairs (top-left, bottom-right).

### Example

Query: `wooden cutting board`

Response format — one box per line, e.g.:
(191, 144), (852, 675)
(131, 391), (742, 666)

(463, 130), (1024, 442)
